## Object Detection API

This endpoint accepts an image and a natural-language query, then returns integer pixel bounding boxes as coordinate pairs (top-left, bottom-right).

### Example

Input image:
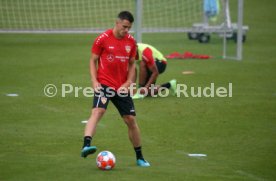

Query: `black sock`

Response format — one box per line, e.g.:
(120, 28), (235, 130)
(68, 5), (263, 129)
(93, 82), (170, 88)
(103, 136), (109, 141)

(161, 82), (171, 89)
(83, 136), (92, 148)
(134, 146), (144, 160)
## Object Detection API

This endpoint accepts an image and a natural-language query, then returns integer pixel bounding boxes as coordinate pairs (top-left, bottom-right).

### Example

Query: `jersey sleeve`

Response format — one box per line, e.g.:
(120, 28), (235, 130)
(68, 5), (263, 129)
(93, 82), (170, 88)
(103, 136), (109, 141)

(142, 47), (155, 67)
(91, 34), (105, 55)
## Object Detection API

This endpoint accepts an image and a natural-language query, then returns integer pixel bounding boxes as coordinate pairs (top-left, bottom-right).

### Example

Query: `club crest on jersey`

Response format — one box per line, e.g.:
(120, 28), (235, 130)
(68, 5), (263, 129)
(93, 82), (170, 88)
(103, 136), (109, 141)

(125, 45), (131, 53)
(101, 97), (107, 104)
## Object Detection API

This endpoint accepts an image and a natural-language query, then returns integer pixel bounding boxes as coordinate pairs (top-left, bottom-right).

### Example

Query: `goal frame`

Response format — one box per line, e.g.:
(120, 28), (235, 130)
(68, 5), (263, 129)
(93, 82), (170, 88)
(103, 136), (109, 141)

(134, 0), (248, 60)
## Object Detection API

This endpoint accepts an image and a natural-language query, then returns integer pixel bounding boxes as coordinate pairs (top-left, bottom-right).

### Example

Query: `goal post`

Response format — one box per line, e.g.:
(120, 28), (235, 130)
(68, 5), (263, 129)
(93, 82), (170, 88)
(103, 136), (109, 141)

(0, 0), (247, 60)
(236, 0), (245, 60)
(134, 0), (142, 43)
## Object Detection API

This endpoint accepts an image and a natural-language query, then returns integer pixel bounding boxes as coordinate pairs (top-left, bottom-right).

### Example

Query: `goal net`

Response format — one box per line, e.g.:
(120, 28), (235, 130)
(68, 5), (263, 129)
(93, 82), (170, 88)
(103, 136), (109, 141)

(0, 0), (134, 33)
(0, 0), (224, 33)
(0, 0), (246, 60)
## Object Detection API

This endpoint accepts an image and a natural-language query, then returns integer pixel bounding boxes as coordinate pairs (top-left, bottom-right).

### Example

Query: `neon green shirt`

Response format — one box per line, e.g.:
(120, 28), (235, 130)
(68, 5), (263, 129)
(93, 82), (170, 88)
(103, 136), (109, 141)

(137, 43), (167, 66)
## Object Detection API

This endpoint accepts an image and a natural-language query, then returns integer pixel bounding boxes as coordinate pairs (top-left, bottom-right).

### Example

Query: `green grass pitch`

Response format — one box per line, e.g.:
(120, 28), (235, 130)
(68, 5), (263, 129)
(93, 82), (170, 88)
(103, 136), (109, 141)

(0, 1), (276, 181)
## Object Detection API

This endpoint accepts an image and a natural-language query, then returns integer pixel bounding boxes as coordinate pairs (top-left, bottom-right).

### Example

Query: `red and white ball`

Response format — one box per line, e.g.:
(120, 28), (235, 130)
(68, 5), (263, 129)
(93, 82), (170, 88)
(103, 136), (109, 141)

(96, 151), (116, 170)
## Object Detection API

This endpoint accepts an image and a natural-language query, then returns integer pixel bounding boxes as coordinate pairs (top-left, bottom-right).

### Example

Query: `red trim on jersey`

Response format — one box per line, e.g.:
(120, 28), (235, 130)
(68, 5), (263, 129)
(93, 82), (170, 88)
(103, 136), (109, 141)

(142, 47), (155, 67)
(91, 29), (136, 90)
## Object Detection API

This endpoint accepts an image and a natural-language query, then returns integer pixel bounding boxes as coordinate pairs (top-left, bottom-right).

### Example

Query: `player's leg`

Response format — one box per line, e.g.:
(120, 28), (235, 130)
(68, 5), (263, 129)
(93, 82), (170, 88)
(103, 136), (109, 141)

(81, 85), (111, 158)
(122, 115), (141, 148)
(111, 94), (150, 167)
(169, 79), (177, 95)
(81, 108), (105, 157)
(154, 60), (177, 95)
(158, 79), (177, 95)
(122, 115), (150, 167)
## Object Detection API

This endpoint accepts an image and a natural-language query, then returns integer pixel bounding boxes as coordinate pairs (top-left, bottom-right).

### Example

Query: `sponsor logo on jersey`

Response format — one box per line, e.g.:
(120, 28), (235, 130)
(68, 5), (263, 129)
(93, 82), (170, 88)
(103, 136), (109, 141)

(107, 54), (114, 62)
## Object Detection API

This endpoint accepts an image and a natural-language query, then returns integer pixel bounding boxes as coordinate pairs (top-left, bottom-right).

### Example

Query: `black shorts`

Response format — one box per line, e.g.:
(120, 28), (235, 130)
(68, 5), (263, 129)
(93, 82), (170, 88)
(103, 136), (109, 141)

(92, 85), (136, 116)
(141, 59), (167, 86)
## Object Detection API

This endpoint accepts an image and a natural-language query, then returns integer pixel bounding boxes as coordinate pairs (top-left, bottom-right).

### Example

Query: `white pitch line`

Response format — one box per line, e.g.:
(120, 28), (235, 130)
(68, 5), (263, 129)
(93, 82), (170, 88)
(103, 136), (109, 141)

(80, 120), (105, 127)
(6, 93), (19, 97)
(176, 150), (207, 157)
(182, 71), (195, 75)
(188, 153), (207, 157)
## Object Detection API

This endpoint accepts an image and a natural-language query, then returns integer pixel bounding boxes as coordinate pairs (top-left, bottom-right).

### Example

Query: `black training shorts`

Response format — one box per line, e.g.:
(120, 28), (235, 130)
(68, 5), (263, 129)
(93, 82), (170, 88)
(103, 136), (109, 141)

(92, 85), (136, 116)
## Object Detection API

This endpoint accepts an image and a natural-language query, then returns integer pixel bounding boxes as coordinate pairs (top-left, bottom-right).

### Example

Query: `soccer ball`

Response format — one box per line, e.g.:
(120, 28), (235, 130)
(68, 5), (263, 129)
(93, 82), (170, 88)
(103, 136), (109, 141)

(96, 151), (116, 170)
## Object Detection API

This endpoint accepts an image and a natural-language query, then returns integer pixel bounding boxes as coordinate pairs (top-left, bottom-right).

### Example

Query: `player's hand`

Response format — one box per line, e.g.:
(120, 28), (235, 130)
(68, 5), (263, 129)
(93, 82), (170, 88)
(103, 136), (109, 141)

(139, 85), (158, 96)
(118, 81), (131, 94)
(138, 87), (146, 94)
(92, 81), (102, 93)
(118, 85), (129, 94)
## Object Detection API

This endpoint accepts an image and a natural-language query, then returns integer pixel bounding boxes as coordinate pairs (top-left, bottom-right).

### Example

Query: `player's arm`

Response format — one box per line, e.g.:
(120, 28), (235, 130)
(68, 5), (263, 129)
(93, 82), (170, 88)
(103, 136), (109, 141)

(121, 57), (136, 89)
(141, 47), (159, 89)
(128, 57), (136, 84)
(144, 63), (159, 89)
(90, 53), (101, 91)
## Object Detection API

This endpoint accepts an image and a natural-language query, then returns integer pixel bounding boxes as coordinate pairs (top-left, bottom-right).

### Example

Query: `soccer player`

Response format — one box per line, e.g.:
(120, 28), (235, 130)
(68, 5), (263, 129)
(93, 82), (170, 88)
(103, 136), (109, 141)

(132, 43), (177, 99)
(81, 11), (150, 167)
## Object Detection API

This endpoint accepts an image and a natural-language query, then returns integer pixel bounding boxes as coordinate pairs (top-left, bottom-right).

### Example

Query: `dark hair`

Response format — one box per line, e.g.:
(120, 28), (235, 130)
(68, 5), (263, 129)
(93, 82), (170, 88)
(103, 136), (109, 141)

(117, 11), (134, 23)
